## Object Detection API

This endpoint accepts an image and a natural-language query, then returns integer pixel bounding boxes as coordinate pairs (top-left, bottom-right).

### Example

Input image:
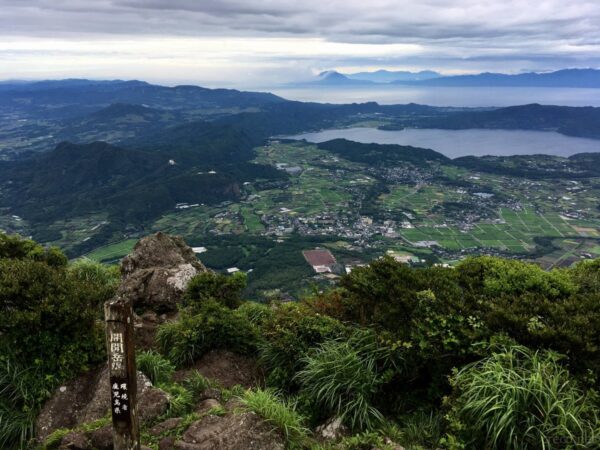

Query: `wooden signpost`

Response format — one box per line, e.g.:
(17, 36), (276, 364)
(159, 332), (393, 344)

(105, 297), (141, 450)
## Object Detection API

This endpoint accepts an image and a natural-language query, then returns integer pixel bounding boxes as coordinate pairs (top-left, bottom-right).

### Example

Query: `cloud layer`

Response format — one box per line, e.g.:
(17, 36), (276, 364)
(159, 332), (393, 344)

(1, 0), (599, 86)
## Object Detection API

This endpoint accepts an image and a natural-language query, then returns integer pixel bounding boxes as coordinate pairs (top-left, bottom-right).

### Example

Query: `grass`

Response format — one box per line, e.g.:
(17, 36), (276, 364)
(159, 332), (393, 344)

(448, 344), (600, 449)
(136, 350), (175, 385)
(241, 388), (309, 448)
(0, 359), (44, 449)
(296, 333), (387, 431)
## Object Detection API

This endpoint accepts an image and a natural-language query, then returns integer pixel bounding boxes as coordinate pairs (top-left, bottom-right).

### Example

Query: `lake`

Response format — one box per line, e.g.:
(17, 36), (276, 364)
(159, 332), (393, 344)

(287, 127), (600, 158)
(270, 85), (600, 107)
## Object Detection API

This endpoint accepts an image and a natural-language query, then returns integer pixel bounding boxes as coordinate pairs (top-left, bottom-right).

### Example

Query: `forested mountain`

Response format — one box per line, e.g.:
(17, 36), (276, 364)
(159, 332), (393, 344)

(0, 79), (284, 119)
(392, 68), (600, 87)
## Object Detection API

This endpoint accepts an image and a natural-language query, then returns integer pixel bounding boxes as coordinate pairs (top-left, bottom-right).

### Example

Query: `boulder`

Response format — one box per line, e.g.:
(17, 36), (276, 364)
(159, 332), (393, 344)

(196, 398), (221, 415)
(37, 364), (169, 441)
(316, 417), (349, 441)
(174, 350), (263, 389)
(86, 425), (113, 450)
(58, 432), (90, 450)
(159, 436), (177, 449)
(118, 232), (207, 313)
(87, 425), (113, 450)
(175, 412), (285, 450)
(150, 417), (184, 437)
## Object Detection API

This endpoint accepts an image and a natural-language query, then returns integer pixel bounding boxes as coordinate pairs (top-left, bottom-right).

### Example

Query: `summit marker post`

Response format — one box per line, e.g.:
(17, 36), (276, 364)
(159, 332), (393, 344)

(105, 297), (140, 450)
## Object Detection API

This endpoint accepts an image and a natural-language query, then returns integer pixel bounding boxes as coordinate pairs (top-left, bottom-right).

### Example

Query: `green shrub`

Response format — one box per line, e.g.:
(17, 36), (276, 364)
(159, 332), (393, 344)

(0, 235), (115, 449)
(156, 300), (260, 367)
(241, 388), (309, 448)
(259, 302), (348, 390)
(388, 411), (443, 450)
(296, 331), (396, 431)
(0, 233), (67, 267)
(137, 350), (175, 385)
(68, 258), (120, 303)
(0, 257), (106, 383)
(446, 344), (599, 449)
(185, 271), (247, 310)
(237, 301), (274, 326)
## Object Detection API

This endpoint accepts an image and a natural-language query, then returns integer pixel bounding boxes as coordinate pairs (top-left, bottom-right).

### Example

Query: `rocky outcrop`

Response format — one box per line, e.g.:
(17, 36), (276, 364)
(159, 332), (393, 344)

(117, 232), (207, 313)
(174, 412), (285, 450)
(174, 349), (263, 389)
(36, 364), (169, 441)
(316, 417), (349, 441)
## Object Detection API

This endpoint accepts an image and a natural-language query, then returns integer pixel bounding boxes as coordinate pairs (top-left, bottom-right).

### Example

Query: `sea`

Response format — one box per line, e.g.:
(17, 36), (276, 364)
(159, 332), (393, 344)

(270, 85), (600, 108)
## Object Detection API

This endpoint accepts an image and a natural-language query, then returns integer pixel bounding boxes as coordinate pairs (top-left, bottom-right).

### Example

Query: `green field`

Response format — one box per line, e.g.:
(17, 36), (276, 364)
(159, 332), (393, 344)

(85, 239), (138, 263)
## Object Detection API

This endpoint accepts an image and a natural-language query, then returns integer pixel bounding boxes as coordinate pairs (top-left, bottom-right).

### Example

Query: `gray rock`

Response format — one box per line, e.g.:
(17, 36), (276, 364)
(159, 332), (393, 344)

(86, 425), (113, 450)
(150, 417), (184, 437)
(159, 436), (177, 449)
(316, 417), (348, 441)
(36, 364), (169, 441)
(175, 412), (285, 450)
(196, 398), (221, 415)
(118, 232), (207, 313)
(59, 432), (91, 450)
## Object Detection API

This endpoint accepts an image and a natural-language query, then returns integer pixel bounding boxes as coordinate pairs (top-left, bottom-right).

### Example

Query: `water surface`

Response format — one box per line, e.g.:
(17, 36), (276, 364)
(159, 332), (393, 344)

(270, 85), (600, 107)
(288, 127), (600, 158)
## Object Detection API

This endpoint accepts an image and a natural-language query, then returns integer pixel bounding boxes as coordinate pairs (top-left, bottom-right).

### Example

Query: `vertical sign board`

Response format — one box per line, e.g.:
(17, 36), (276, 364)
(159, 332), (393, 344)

(105, 297), (140, 450)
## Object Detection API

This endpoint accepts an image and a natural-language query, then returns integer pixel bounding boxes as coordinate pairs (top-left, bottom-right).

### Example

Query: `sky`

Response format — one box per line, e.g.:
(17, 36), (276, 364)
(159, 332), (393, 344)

(1, 0), (600, 88)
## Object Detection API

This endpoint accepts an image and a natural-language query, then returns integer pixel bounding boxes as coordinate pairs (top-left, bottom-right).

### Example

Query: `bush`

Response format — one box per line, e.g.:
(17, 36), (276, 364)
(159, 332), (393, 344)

(258, 303), (348, 391)
(236, 301), (274, 326)
(0, 257), (106, 383)
(446, 344), (599, 449)
(295, 331), (399, 431)
(184, 271), (247, 310)
(136, 350), (175, 385)
(0, 233), (67, 267)
(156, 300), (260, 367)
(241, 388), (309, 448)
(0, 235), (115, 449)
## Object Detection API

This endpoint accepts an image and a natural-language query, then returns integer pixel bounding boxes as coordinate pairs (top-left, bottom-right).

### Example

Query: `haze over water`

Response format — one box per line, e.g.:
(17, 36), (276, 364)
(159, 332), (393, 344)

(272, 86), (600, 107)
(289, 127), (600, 158)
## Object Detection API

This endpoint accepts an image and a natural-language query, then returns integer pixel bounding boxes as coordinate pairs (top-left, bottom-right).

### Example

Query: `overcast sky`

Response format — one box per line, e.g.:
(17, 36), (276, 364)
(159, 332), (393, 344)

(1, 0), (599, 87)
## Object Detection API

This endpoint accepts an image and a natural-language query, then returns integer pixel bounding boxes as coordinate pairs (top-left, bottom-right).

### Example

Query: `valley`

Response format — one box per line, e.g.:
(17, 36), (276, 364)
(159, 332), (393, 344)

(81, 139), (600, 299)
(1, 80), (600, 300)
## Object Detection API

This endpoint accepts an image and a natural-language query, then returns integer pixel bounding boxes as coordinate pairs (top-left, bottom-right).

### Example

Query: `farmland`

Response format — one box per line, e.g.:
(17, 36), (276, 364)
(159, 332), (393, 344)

(148, 140), (600, 286)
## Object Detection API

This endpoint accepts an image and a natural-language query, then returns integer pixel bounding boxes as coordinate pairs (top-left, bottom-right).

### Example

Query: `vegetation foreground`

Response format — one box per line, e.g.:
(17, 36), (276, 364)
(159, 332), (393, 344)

(1, 232), (600, 449)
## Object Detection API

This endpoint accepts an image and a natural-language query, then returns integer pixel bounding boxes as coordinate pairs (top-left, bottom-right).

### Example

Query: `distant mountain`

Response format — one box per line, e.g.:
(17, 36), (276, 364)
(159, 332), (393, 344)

(0, 79), (285, 119)
(346, 70), (441, 83)
(296, 71), (374, 86)
(393, 69), (600, 88)
(410, 103), (600, 139)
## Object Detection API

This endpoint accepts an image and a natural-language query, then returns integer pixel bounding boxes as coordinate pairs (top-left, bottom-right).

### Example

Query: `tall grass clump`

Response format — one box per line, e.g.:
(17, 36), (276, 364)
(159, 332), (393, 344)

(296, 330), (398, 431)
(447, 344), (600, 449)
(241, 388), (309, 448)
(0, 360), (45, 449)
(183, 371), (212, 399)
(136, 350), (175, 385)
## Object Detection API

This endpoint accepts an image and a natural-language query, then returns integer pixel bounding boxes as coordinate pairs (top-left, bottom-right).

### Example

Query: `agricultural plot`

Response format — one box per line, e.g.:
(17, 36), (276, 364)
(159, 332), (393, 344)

(399, 208), (578, 254)
(85, 239), (138, 263)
